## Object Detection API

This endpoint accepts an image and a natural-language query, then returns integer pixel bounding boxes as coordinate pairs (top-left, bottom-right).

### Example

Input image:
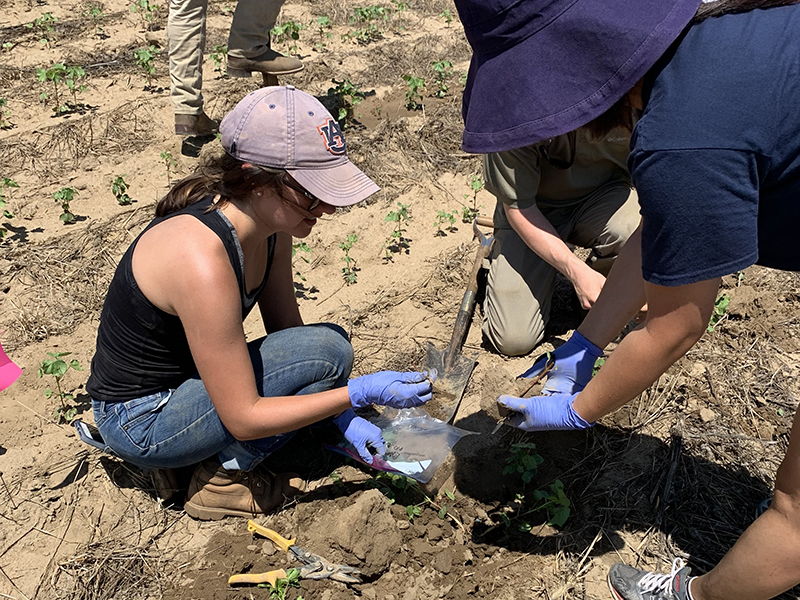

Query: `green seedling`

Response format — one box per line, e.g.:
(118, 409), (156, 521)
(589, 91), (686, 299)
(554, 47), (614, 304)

(38, 352), (83, 423)
(37, 63), (69, 114)
(0, 98), (11, 129)
(209, 44), (227, 75)
(0, 178), (19, 238)
(339, 233), (358, 284)
(292, 241), (311, 282)
(53, 187), (76, 223)
(437, 488), (456, 520)
(160, 150), (177, 185)
(313, 15), (332, 48)
(343, 5), (390, 44)
(439, 8), (453, 24)
(707, 293), (730, 332)
(83, 3), (105, 36)
(64, 65), (87, 109)
(271, 20), (304, 55)
(592, 357), (606, 377)
(462, 173), (484, 222)
(257, 567), (301, 599)
(503, 442), (543, 484)
(531, 479), (571, 527)
(383, 202), (410, 258)
(2, 42), (15, 52)
(111, 175), (133, 205)
(402, 74), (425, 111)
(134, 45), (160, 88)
(130, 0), (157, 30)
(27, 12), (58, 46)
(430, 60), (453, 98)
(434, 209), (457, 236)
(327, 78), (365, 128)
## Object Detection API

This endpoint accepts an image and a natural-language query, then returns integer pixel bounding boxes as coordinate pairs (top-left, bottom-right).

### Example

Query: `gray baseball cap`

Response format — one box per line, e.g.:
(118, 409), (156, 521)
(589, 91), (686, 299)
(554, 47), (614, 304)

(220, 86), (379, 207)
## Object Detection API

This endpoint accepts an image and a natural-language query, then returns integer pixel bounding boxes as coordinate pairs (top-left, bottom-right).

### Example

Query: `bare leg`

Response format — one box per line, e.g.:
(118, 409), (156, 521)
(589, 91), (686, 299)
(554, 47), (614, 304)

(692, 413), (800, 600)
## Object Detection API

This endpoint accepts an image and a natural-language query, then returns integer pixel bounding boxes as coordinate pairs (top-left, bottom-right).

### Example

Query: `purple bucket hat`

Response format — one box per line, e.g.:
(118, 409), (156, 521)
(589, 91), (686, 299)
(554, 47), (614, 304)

(454, 0), (702, 154)
(221, 86), (379, 207)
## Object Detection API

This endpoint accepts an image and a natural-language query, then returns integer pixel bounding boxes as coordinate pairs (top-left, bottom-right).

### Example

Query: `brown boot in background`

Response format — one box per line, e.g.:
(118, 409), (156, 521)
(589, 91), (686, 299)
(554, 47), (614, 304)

(227, 48), (303, 78)
(174, 111), (219, 136)
(184, 459), (305, 521)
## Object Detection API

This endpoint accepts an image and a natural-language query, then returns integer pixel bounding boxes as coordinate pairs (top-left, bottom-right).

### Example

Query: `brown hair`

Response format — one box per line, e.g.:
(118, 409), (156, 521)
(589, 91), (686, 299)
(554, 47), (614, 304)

(693, 0), (800, 22)
(155, 152), (287, 217)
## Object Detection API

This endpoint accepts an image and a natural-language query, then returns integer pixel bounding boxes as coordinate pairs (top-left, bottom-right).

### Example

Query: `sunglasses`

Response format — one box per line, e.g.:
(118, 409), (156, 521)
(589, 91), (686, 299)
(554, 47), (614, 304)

(283, 176), (322, 212)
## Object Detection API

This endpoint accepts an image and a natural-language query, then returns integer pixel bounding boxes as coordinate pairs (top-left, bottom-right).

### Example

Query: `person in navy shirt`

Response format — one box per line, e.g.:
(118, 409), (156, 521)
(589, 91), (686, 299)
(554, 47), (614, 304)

(453, 0), (800, 598)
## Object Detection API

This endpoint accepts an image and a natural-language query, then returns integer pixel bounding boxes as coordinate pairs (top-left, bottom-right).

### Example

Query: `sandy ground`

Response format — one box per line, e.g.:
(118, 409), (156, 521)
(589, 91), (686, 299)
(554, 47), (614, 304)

(2, 1), (800, 599)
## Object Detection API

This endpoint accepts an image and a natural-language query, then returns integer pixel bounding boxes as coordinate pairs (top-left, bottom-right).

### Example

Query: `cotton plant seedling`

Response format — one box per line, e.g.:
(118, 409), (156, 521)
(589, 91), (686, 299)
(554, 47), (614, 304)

(313, 15), (332, 49)
(209, 44), (227, 76)
(291, 240), (311, 282)
(707, 293), (731, 332)
(462, 173), (484, 222)
(383, 202), (411, 258)
(27, 12), (58, 46)
(130, 0), (157, 31)
(258, 567), (302, 599)
(2, 42), (15, 52)
(326, 78), (365, 129)
(37, 63), (69, 114)
(402, 74), (425, 111)
(134, 45), (160, 88)
(64, 66), (87, 109)
(83, 3), (106, 37)
(53, 187), (77, 223)
(271, 20), (304, 55)
(503, 442), (543, 484)
(0, 178), (19, 239)
(430, 60), (453, 98)
(339, 233), (358, 284)
(433, 209), (457, 236)
(111, 175), (133, 205)
(0, 98), (11, 129)
(439, 8), (453, 24)
(38, 352), (83, 424)
(342, 5), (390, 44)
(530, 479), (571, 527)
(161, 150), (177, 185)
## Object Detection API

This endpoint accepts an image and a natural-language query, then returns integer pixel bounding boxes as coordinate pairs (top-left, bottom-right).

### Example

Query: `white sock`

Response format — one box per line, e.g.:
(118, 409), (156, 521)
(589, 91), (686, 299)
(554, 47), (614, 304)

(687, 576), (698, 600)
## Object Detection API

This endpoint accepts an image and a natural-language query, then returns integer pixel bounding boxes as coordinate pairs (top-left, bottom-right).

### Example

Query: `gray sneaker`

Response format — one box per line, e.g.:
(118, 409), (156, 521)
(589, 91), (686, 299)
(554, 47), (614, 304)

(608, 558), (692, 600)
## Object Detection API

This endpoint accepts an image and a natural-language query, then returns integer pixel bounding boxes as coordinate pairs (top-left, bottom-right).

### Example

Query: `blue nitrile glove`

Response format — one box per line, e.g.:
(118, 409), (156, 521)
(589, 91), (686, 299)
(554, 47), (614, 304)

(497, 393), (595, 431)
(348, 370), (436, 409)
(333, 409), (387, 464)
(519, 331), (603, 395)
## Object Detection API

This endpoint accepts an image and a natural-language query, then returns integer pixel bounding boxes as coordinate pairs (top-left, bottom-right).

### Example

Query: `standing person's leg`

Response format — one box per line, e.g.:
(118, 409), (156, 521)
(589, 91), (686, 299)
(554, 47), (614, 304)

(567, 183), (640, 276)
(168, 0), (218, 135)
(226, 0), (303, 77)
(482, 226), (559, 356)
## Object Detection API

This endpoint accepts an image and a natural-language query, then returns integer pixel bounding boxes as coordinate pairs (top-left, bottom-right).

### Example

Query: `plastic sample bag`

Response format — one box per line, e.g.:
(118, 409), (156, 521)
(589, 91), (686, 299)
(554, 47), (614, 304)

(324, 407), (476, 483)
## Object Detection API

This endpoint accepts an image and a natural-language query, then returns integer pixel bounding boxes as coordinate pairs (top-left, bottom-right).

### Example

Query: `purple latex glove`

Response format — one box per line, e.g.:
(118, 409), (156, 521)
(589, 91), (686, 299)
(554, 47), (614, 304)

(519, 331), (603, 395)
(497, 393), (595, 432)
(348, 370), (436, 409)
(333, 409), (387, 464)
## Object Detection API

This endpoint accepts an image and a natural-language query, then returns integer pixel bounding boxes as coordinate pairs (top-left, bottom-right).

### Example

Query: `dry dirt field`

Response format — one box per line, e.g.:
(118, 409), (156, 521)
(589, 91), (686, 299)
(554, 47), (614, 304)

(2, 1), (800, 599)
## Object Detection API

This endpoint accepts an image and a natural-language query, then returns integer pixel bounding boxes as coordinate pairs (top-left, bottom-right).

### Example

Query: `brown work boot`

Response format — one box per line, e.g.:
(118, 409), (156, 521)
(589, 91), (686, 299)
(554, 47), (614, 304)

(184, 459), (305, 521)
(174, 111), (219, 136)
(227, 48), (303, 78)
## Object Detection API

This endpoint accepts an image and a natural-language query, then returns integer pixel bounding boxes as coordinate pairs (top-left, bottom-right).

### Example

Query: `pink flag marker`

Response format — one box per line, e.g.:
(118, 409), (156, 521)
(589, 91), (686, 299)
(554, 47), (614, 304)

(0, 340), (22, 391)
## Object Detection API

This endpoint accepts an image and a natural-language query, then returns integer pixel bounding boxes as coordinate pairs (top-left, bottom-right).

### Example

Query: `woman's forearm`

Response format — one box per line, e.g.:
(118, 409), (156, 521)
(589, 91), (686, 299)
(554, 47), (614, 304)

(574, 278), (719, 422)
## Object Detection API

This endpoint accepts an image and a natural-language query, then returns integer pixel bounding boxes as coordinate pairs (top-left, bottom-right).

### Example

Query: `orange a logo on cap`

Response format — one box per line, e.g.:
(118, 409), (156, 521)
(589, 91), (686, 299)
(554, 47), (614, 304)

(318, 118), (346, 155)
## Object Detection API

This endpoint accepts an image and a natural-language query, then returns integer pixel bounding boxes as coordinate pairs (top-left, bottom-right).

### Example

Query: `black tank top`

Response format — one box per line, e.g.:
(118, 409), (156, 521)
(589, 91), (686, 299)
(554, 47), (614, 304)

(86, 197), (275, 401)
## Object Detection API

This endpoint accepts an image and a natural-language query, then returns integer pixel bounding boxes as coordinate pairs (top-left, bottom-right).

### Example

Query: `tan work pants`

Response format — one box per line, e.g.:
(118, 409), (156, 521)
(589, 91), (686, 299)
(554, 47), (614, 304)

(482, 183), (640, 357)
(168, 0), (285, 114)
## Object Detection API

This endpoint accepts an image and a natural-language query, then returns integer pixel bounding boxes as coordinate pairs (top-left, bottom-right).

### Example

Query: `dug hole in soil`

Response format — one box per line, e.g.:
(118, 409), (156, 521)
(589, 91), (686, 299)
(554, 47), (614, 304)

(2, 0), (800, 598)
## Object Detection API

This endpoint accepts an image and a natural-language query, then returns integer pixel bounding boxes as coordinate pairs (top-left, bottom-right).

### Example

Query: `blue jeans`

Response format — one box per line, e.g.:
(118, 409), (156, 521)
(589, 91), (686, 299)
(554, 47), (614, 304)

(93, 324), (353, 472)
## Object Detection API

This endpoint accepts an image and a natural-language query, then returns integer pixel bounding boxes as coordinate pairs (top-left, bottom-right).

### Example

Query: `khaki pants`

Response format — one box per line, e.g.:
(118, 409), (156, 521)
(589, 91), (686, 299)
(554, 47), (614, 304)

(168, 0), (286, 114)
(482, 184), (640, 356)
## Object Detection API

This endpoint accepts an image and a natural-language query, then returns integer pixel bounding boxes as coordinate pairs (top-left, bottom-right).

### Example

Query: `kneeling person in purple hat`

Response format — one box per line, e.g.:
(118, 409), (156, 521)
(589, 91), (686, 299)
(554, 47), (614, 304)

(482, 128), (639, 357)
(454, 0), (800, 598)
(86, 86), (434, 520)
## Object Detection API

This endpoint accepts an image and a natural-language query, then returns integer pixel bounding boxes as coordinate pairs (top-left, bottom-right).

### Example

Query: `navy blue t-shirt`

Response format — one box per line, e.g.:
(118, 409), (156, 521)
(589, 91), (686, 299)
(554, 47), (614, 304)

(630, 5), (800, 286)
